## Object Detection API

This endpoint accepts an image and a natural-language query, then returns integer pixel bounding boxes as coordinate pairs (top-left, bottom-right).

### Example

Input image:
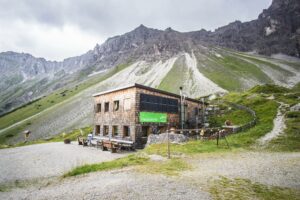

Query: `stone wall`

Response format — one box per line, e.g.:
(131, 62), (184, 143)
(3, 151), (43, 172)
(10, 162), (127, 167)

(223, 101), (257, 133)
(93, 87), (137, 141)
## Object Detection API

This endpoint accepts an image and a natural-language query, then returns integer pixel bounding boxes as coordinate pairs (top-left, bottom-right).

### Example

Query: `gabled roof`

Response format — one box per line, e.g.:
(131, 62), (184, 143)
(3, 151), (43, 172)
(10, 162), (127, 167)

(92, 83), (201, 103)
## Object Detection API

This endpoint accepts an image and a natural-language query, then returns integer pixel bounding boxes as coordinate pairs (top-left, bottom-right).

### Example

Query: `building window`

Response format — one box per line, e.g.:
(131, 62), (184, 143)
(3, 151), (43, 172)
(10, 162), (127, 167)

(103, 125), (109, 136)
(96, 103), (101, 113)
(95, 125), (100, 135)
(123, 126), (130, 137)
(140, 93), (178, 113)
(113, 100), (119, 111)
(124, 98), (131, 111)
(112, 126), (119, 136)
(104, 102), (109, 112)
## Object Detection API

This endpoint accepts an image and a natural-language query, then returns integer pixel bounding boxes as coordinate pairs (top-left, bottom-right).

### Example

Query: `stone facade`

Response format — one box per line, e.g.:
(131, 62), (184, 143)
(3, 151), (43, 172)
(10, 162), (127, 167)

(93, 84), (203, 148)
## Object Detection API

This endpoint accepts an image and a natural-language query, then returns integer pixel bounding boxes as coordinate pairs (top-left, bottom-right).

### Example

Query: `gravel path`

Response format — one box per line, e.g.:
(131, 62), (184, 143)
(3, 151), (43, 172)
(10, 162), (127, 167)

(184, 151), (300, 189)
(1, 170), (211, 200)
(259, 102), (289, 144)
(0, 142), (128, 184)
(0, 150), (299, 200)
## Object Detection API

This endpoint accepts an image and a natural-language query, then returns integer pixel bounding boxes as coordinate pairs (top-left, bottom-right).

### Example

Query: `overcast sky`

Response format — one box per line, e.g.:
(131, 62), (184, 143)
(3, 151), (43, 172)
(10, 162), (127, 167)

(0, 0), (272, 61)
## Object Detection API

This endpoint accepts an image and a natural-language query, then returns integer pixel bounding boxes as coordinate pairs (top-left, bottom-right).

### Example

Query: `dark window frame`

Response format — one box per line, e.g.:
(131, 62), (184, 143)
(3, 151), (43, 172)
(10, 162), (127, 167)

(95, 125), (100, 135)
(123, 126), (130, 137)
(104, 102), (109, 112)
(112, 125), (119, 136)
(103, 125), (109, 136)
(96, 103), (101, 113)
(113, 100), (120, 111)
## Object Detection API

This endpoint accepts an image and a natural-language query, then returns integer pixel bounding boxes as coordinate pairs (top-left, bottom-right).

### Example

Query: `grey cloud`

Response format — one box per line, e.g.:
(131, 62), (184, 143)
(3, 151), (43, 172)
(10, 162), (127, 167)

(1, 0), (272, 33)
(0, 0), (272, 60)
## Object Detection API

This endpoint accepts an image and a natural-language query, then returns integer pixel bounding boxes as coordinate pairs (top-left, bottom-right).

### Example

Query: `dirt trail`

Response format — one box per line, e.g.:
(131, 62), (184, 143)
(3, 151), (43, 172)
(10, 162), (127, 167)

(259, 101), (289, 145)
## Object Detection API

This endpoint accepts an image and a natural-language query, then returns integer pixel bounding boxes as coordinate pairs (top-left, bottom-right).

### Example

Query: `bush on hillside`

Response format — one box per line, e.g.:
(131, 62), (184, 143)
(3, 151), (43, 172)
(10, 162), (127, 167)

(286, 111), (300, 118)
(249, 84), (290, 94)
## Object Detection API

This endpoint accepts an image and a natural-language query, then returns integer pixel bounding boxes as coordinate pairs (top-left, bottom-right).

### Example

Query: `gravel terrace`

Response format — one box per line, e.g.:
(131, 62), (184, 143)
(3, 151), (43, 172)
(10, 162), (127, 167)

(0, 148), (299, 200)
(184, 151), (300, 189)
(0, 142), (128, 184)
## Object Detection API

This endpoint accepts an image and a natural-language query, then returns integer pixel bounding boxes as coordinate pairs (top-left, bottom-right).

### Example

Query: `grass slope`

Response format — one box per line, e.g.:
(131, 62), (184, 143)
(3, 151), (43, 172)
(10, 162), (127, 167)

(209, 105), (253, 127)
(210, 176), (300, 200)
(158, 55), (188, 94)
(64, 154), (149, 177)
(196, 51), (273, 91)
(235, 53), (294, 76)
(268, 111), (300, 152)
(0, 126), (92, 149)
(64, 154), (190, 177)
(0, 63), (131, 144)
(145, 91), (278, 156)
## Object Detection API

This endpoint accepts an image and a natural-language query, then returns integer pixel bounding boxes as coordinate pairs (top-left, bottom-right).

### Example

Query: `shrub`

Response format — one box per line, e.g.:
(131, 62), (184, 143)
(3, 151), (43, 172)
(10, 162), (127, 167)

(64, 139), (71, 144)
(286, 111), (300, 118)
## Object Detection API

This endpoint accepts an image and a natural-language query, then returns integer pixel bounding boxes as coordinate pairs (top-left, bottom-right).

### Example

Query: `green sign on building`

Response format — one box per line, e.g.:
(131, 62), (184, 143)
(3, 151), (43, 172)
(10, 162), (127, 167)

(139, 112), (167, 123)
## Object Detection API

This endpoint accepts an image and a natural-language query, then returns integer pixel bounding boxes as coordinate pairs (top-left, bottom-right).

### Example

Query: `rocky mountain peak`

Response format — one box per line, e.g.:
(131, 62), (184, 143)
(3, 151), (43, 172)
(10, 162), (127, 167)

(269, 0), (295, 10)
(164, 27), (175, 32)
(131, 24), (152, 35)
(136, 24), (148, 30)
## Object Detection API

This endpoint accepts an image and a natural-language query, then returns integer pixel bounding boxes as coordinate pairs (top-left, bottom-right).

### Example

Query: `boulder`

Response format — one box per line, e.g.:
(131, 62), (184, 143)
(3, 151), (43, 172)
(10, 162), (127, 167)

(147, 133), (188, 145)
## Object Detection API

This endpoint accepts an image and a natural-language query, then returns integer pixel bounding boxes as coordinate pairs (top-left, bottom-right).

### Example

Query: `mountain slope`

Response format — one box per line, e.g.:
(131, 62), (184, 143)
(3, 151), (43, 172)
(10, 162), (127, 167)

(0, 49), (299, 145)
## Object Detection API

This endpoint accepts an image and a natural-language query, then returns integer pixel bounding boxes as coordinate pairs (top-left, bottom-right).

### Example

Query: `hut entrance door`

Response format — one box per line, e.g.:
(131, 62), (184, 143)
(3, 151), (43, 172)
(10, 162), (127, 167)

(142, 126), (151, 137)
(140, 126), (151, 146)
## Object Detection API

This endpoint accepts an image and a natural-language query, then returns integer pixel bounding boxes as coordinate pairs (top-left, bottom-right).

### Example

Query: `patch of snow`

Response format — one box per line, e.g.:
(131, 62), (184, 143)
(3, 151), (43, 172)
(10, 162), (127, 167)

(215, 53), (223, 58)
(265, 19), (278, 36)
(265, 26), (276, 36)
(88, 69), (108, 77)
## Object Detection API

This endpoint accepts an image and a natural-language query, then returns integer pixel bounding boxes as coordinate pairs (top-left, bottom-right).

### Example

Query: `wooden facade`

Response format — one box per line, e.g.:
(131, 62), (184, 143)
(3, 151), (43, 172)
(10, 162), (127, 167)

(93, 84), (203, 148)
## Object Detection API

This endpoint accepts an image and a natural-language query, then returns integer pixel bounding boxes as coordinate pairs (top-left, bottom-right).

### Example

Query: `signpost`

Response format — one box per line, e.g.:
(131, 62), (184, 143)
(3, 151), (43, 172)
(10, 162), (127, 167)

(139, 112), (167, 123)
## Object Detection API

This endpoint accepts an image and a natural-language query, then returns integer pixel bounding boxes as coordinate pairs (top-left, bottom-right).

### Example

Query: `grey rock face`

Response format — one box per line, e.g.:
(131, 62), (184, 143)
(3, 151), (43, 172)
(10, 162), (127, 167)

(190, 0), (300, 57)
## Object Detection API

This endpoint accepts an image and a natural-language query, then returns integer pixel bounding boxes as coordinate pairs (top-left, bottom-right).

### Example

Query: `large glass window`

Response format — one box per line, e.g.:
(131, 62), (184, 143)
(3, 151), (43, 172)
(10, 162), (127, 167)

(140, 93), (178, 113)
